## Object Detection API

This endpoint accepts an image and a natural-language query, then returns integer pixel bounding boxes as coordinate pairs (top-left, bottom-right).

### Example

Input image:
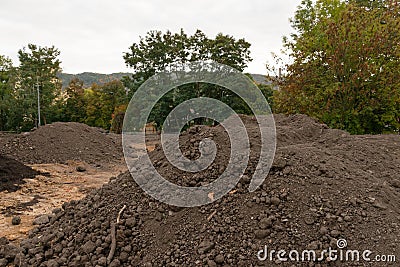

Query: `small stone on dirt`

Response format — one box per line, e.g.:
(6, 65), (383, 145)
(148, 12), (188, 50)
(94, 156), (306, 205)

(320, 226), (329, 235)
(304, 216), (315, 225)
(372, 201), (387, 210)
(33, 215), (49, 225)
(76, 166), (86, 172)
(11, 216), (21, 225)
(330, 230), (340, 237)
(259, 217), (273, 229)
(81, 240), (96, 254)
(198, 240), (215, 254)
(125, 217), (137, 228)
(270, 197), (280, 205)
(45, 259), (59, 267)
(255, 229), (269, 239)
(215, 254), (224, 264)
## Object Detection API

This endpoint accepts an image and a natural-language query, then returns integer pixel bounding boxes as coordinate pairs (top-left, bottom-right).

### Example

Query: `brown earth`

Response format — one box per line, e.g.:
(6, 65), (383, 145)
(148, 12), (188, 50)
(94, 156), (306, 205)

(0, 156), (40, 193)
(0, 122), (123, 166)
(0, 162), (127, 244)
(0, 122), (129, 247)
(0, 115), (399, 267)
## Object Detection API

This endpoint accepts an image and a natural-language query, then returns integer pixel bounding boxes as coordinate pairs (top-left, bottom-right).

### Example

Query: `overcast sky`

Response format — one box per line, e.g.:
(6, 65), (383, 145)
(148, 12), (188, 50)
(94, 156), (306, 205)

(0, 0), (300, 74)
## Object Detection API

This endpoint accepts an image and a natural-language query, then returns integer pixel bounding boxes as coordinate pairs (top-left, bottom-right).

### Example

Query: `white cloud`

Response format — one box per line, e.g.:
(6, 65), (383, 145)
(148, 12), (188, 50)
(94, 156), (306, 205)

(0, 0), (300, 74)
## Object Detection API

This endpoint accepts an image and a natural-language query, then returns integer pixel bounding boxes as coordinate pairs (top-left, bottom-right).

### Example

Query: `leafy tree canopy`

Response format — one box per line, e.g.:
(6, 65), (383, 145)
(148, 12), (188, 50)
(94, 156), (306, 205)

(273, 0), (400, 134)
(123, 29), (258, 128)
(17, 44), (63, 128)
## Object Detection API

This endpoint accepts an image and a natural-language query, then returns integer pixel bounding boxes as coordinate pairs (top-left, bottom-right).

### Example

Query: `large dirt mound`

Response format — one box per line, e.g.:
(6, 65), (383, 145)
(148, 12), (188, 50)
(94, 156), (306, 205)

(0, 122), (122, 165)
(1, 115), (399, 266)
(0, 156), (40, 192)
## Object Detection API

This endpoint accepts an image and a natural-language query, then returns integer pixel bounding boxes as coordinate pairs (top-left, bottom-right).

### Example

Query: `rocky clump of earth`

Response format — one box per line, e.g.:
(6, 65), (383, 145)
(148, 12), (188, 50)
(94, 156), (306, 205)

(0, 156), (40, 192)
(0, 122), (122, 165)
(0, 114), (399, 266)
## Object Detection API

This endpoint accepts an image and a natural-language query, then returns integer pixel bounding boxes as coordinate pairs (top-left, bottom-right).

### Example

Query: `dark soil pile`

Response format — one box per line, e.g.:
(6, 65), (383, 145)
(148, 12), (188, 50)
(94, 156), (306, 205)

(0, 156), (40, 192)
(0, 122), (122, 165)
(1, 115), (399, 267)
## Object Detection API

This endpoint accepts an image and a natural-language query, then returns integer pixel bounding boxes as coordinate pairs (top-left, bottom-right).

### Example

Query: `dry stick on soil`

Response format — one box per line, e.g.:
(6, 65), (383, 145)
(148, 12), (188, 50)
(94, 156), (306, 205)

(117, 205), (126, 224)
(207, 210), (217, 221)
(107, 205), (127, 264)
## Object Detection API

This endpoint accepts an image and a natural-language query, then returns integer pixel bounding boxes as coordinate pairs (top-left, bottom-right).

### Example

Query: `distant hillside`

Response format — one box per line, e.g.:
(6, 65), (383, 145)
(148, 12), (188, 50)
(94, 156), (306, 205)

(250, 74), (271, 85)
(57, 72), (270, 88)
(58, 72), (131, 88)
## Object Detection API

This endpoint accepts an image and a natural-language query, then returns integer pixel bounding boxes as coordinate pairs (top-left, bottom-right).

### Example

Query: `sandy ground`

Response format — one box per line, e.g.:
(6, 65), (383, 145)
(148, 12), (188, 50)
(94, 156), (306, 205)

(0, 135), (159, 244)
(0, 161), (127, 243)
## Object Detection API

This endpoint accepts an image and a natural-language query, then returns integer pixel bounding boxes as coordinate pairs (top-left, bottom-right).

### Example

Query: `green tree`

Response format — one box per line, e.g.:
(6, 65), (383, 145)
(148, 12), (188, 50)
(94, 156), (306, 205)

(98, 80), (128, 129)
(257, 83), (275, 111)
(62, 78), (87, 122)
(209, 33), (251, 71)
(274, 0), (400, 134)
(84, 85), (103, 127)
(17, 44), (62, 129)
(84, 80), (127, 129)
(110, 104), (128, 134)
(123, 29), (252, 90)
(0, 55), (15, 131)
(348, 0), (387, 8)
(123, 29), (253, 129)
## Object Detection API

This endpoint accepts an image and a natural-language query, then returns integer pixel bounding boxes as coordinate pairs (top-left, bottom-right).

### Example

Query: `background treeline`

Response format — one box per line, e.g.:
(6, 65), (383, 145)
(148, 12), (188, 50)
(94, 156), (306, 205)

(0, 31), (273, 133)
(1, 0), (398, 134)
(272, 0), (400, 134)
(58, 72), (130, 88)
(0, 48), (130, 132)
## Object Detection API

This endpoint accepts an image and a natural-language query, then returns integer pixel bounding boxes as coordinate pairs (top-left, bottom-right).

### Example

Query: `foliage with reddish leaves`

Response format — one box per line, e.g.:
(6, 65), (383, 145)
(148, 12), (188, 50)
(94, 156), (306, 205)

(273, 0), (399, 134)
